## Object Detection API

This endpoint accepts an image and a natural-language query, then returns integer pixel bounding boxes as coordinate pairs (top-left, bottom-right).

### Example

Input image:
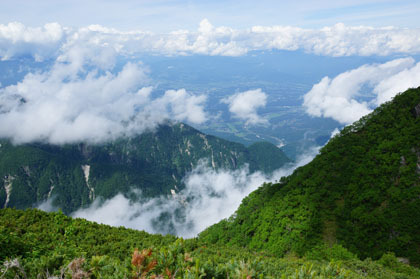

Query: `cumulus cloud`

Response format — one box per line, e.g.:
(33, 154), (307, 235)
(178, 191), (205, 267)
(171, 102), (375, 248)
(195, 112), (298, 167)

(0, 22), (65, 61)
(71, 148), (319, 238)
(222, 89), (268, 125)
(1, 20), (420, 60)
(303, 57), (420, 124)
(0, 44), (207, 144)
(156, 89), (207, 124)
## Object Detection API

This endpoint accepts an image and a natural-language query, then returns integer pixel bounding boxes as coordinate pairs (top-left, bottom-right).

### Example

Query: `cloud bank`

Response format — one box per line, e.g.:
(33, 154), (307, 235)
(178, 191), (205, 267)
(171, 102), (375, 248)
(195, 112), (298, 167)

(0, 22), (65, 61)
(222, 89), (268, 125)
(72, 148), (318, 238)
(0, 44), (207, 144)
(1, 20), (420, 60)
(303, 57), (420, 124)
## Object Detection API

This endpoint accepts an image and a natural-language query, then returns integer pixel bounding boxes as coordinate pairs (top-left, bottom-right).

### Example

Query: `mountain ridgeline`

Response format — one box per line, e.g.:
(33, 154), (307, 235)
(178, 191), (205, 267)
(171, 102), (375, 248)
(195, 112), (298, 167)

(199, 87), (420, 264)
(0, 122), (290, 213)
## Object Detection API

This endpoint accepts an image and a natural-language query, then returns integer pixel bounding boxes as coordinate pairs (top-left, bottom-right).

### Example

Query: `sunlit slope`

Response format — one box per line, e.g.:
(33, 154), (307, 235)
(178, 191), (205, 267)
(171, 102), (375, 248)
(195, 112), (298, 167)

(2, 208), (420, 278)
(200, 87), (420, 264)
(0, 123), (290, 213)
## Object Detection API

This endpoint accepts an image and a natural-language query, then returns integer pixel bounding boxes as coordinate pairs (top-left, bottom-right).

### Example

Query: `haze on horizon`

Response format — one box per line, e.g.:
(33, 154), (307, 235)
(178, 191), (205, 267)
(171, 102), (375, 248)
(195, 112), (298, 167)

(1, 0), (419, 32)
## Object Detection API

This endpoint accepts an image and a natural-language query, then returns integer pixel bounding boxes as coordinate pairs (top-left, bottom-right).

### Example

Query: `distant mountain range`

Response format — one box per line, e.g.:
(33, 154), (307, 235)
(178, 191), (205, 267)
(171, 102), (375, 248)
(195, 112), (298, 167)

(0, 122), (290, 213)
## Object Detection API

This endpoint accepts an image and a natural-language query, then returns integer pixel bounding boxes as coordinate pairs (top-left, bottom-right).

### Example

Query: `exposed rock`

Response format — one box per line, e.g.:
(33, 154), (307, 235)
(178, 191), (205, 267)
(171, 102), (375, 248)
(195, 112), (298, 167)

(400, 156), (407, 166)
(81, 165), (95, 200)
(397, 257), (410, 265)
(23, 166), (31, 177)
(410, 148), (420, 174)
(170, 189), (177, 198)
(211, 151), (216, 169)
(199, 134), (210, 149)
(3, 175), (15, 208)
(417, 154), (420, 175)
(413, 103), (420, 118)
(47, 184), (55, 199)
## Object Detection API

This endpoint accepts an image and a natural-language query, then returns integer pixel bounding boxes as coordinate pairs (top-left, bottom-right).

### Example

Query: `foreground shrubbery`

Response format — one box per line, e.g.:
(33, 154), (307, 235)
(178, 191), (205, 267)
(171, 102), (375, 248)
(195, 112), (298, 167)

(1, 208), (420, 278)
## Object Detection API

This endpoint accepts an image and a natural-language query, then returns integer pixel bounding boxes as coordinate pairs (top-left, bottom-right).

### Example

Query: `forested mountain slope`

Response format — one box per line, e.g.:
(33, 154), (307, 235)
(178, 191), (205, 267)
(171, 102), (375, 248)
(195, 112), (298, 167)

(2, 208), (420, 278)
(200, 87), (420, 264)
(0, 123), (290, 213)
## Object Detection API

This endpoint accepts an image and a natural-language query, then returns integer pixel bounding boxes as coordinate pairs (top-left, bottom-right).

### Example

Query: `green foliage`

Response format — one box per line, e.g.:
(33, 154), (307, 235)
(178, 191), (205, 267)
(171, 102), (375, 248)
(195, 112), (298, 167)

(247, 141), (291, 173)
(305, 244), (356, 262)
(200, 87), (420, 264)
(0, 208), (176, 263)
(2, 208), (420, 278)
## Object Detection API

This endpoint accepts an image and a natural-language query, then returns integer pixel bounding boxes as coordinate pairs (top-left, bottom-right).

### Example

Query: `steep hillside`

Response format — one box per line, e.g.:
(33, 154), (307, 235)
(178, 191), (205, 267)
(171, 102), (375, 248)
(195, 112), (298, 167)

(0, 122), (290, 213)
(1, 208), (420, 278)
(200, 87), (420, 264)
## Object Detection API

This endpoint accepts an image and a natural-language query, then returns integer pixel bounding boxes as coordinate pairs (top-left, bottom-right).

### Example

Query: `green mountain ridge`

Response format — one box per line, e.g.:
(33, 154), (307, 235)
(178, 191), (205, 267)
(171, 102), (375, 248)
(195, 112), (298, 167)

(0, 122), (290, 213)
(199, 87), (420, 265)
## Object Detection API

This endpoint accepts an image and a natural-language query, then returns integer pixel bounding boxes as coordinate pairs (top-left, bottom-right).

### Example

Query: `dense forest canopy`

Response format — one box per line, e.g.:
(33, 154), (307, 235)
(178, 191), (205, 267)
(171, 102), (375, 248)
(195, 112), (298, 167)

(200, 87), (420, 265)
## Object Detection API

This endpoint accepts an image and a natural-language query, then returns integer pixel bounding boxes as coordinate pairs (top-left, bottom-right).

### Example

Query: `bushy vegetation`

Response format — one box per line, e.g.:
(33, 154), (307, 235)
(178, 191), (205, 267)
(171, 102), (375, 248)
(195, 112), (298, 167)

(200, 87), (420, 264)
(1, 208), (420, 278)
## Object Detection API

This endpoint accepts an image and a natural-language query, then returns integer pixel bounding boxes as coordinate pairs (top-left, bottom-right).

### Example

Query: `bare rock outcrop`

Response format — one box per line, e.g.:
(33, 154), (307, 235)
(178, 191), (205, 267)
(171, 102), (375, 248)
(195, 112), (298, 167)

(413, 103), (420, 118)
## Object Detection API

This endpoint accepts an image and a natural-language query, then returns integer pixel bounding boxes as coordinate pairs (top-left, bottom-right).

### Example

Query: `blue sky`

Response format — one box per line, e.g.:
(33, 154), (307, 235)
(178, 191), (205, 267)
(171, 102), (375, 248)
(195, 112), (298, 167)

(0, 0), (419, 31)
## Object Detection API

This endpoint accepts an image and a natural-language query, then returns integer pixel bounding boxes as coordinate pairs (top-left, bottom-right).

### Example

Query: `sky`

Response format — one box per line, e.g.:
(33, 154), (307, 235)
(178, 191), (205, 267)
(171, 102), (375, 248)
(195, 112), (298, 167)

(1, 0), (419, 32)
(0, 0), (420, 143)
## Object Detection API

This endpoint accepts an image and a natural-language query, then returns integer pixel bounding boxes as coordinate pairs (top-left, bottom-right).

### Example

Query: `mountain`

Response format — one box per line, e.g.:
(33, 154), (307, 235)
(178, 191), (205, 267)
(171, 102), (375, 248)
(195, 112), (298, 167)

(2, 208), (420, 278)
(1, 89), (420, 278)
(0, 122), (290, 213)
(199, 87), (420, 264)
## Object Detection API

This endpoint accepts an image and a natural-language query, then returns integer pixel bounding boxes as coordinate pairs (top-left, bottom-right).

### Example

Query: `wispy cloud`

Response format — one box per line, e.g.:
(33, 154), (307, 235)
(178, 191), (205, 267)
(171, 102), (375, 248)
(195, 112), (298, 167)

(71, 148), (319, 238)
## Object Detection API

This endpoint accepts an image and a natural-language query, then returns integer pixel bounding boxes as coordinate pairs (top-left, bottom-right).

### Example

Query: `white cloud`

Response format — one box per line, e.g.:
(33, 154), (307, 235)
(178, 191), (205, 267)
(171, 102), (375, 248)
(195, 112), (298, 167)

(71, 147), (319, 238)
(0, 22), (65, 61)
(303, 57), (420, 124)
(156, 89), (207, 124)
(1, 21), (420, 60)
(373, 62), (420, 105)
(222, 89), (268, 125)
(330, 128), (340, 138)
(0, 44), (207, 144)
(37, 195), (59, 212)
